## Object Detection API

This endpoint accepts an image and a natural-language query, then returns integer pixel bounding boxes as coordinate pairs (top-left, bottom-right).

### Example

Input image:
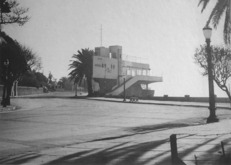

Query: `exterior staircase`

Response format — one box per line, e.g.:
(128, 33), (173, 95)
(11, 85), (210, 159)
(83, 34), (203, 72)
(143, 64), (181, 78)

(106, 75), (162, 96)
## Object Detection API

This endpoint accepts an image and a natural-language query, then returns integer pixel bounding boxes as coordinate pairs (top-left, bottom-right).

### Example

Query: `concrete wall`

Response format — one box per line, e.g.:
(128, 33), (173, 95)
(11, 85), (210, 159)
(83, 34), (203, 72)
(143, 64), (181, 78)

(106, 93), (230, 103)
(93, 56), (118, 79)
(0, 85), (43, 96)
(94, 78), (117, 95)
(150, 95), (230, 103)
(124, 82), (154, 98)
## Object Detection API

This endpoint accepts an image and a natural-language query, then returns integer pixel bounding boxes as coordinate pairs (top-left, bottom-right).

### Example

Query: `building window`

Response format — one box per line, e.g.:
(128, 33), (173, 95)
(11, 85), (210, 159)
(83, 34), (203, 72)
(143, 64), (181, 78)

(142, 70), (146, 75)
(127, 69), (131, 75)
(147, 70), (150, 75)
(132, 70), (135, 76)
(111, 64), (115, 69)
(137, 69), (141, 75)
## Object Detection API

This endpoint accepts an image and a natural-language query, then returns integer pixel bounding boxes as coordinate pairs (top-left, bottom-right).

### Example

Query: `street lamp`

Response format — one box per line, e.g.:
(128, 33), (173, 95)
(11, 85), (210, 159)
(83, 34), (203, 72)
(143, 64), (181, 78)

(203, 26), (219, 123)
(123, 77), (126, 102)
(1, 59), (10, 107)
(119, 75), (126, 102)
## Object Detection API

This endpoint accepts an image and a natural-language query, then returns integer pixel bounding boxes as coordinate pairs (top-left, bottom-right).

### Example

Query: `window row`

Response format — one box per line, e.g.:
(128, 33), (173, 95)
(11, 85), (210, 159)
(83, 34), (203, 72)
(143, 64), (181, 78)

(126, 69), (150, 76)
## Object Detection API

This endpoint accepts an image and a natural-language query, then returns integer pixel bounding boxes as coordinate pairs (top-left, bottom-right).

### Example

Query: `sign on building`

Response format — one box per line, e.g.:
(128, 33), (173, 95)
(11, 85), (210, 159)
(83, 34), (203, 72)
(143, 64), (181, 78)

(93, 56), (118, 79)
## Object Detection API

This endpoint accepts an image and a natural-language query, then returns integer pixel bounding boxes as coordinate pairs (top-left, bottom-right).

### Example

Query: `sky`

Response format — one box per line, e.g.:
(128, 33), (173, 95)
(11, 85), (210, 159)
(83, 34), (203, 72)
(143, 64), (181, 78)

(3, 0), (229, 97)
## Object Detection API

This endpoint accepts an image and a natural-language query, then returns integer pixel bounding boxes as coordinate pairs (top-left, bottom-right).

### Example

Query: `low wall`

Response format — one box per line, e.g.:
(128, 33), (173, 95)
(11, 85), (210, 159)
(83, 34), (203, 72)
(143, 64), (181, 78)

(150, 95), (230, 103)
(0, 85), (43, 96)
(106, 94), (230, 103)
(17, 86), (43, 96)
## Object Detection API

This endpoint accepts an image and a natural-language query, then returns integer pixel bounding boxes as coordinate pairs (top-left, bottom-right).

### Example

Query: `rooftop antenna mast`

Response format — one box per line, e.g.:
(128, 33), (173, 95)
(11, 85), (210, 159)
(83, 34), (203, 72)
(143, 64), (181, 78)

(100, 24), (102, 46)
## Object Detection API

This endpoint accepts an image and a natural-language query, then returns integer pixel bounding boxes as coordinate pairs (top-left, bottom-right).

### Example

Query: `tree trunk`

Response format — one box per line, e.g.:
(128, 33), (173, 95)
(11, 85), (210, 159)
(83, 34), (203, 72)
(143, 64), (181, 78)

(1, 83), (7, 107)
(225, 88), (231, 102)
(87, 77), (93, 96)
(214, 80), (231, 103)
(1, 80), (13, 107)
(6, 81), (13, 105)
(75, 83), (77, 97)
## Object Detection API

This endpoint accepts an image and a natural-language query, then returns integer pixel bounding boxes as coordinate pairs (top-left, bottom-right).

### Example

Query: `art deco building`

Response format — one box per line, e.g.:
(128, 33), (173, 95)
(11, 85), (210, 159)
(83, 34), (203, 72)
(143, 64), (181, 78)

(92, 45), (162, 97)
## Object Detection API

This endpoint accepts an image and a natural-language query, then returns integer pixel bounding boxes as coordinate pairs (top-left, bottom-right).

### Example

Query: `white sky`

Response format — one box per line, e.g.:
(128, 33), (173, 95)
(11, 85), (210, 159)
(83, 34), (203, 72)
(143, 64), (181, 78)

(3, 0), (229, 97)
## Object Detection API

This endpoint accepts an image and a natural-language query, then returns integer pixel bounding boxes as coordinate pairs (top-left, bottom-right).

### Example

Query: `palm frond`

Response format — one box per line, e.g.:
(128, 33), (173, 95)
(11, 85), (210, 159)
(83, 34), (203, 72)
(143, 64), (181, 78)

(198, 0), (211, 12)
(68, 48), (93, 87)
(223, 7), (231, 44)
(211, 0), (227, 28)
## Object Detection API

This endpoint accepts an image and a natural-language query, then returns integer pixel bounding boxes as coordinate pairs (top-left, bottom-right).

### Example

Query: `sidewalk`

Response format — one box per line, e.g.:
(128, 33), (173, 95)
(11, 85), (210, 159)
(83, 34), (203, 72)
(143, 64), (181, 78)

(88, 97), (231, 109)
(11, 91), (231, 110)
(0, 105), (17, 113)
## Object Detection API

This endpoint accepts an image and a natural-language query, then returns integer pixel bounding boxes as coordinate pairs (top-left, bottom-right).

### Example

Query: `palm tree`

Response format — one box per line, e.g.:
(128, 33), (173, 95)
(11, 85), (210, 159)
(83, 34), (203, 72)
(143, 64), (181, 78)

(68, 48), (93, 96)
(198, 0), (231, 44)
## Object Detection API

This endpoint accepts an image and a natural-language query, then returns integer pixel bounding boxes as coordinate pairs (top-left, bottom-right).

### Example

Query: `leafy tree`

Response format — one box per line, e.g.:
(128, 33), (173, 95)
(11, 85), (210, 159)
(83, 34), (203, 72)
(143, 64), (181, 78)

(10, 42), (44, 88)
(58, 77), (73, 90)
(195, 45), (231, 100)
(48, 72), (53, 83)
(0, 0), (29, 30)
(68, 48), (93, 96)
(198, 0), (231, 44)
(18, 71), (38, 87)
(17, 44), (42, 71)
(18, 70), (48, 88)
(0, 31), (27, 105)
(0, 32), (27, 82)
(46, 72), (57, 91)
(35, 71), (48, 86)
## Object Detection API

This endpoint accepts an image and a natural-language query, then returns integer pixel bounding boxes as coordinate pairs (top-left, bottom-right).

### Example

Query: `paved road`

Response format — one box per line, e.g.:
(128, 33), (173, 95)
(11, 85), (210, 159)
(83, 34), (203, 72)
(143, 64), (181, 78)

(0, 92), (231, 165)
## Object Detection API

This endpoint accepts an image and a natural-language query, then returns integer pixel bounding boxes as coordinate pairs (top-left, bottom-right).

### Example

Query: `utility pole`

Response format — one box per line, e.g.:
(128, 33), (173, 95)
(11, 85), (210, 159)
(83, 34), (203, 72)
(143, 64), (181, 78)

(123, 77), (126, 102)
(100, 24), (102, 46)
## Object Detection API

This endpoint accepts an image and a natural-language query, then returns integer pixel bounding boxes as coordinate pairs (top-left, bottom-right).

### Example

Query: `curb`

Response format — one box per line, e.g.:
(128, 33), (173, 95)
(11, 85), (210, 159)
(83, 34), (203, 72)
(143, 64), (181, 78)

(87, 98), (231, 110)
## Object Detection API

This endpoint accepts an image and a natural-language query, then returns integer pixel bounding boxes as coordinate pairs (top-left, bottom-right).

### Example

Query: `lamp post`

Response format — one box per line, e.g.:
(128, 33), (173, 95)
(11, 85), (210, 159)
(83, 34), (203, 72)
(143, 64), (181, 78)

(203, 26), (219, 123)
(1, 59), (9, 107)
(123, 77), (126, 102)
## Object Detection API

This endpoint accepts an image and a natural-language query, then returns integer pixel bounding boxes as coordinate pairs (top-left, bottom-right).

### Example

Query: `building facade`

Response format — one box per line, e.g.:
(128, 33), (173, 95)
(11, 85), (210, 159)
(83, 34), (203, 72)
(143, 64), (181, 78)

(92, 45), (162, 98)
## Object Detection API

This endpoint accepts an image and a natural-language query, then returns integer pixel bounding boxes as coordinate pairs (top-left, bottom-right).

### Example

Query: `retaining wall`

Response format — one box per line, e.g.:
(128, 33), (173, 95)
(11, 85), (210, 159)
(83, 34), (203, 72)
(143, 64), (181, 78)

(0, 85), (43, 96)
(150, 95), (230, 103)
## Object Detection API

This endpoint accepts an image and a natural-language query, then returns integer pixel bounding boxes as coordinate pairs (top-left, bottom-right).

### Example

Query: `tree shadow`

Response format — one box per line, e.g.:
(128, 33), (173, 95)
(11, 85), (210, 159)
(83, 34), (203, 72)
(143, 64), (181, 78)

(0, 115), (228, 164)
(1, 134), (228, 165)
(43, 135), (226, 165)
(127, 117), (206, 134)
(204, 136), (231, 165)
(44, 139), (169, 165)
(0, 152), (41, 164)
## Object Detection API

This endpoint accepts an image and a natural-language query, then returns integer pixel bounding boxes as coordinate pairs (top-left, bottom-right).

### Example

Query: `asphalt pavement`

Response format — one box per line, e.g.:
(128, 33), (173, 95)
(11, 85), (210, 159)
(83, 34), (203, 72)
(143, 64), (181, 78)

(0, 91), (231, 165)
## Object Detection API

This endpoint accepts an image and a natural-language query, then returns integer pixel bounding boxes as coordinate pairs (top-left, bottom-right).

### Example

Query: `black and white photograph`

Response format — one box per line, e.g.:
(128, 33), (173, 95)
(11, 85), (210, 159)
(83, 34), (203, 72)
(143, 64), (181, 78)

(0, 0), (231, 164)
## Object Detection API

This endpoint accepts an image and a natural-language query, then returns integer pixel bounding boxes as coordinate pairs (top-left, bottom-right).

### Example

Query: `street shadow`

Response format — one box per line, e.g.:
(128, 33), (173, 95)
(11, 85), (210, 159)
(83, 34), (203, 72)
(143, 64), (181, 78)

(1, 135), (229, 164)
(127, 117), (207, 134)
(43, 136), (226, 165)
(44, 139), (169, 165)
(156, 137), (219, 165)
(205, 136), (231, 165)
(0, 152), (41, 164)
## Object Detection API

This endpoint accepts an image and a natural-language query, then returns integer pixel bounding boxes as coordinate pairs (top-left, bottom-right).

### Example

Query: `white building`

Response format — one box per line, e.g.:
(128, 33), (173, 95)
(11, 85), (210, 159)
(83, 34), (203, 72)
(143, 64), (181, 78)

(92, 45), (162, 97)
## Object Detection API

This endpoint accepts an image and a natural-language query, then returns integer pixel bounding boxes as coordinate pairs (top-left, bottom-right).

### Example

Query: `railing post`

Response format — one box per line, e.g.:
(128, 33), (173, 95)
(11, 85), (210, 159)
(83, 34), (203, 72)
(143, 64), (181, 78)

(170, 134), (178, 165)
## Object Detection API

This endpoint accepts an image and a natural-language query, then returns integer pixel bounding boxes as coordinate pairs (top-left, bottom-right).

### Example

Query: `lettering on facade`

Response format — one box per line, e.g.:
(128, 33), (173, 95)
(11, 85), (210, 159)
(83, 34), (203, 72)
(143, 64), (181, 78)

(95, 64), (102, 67)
